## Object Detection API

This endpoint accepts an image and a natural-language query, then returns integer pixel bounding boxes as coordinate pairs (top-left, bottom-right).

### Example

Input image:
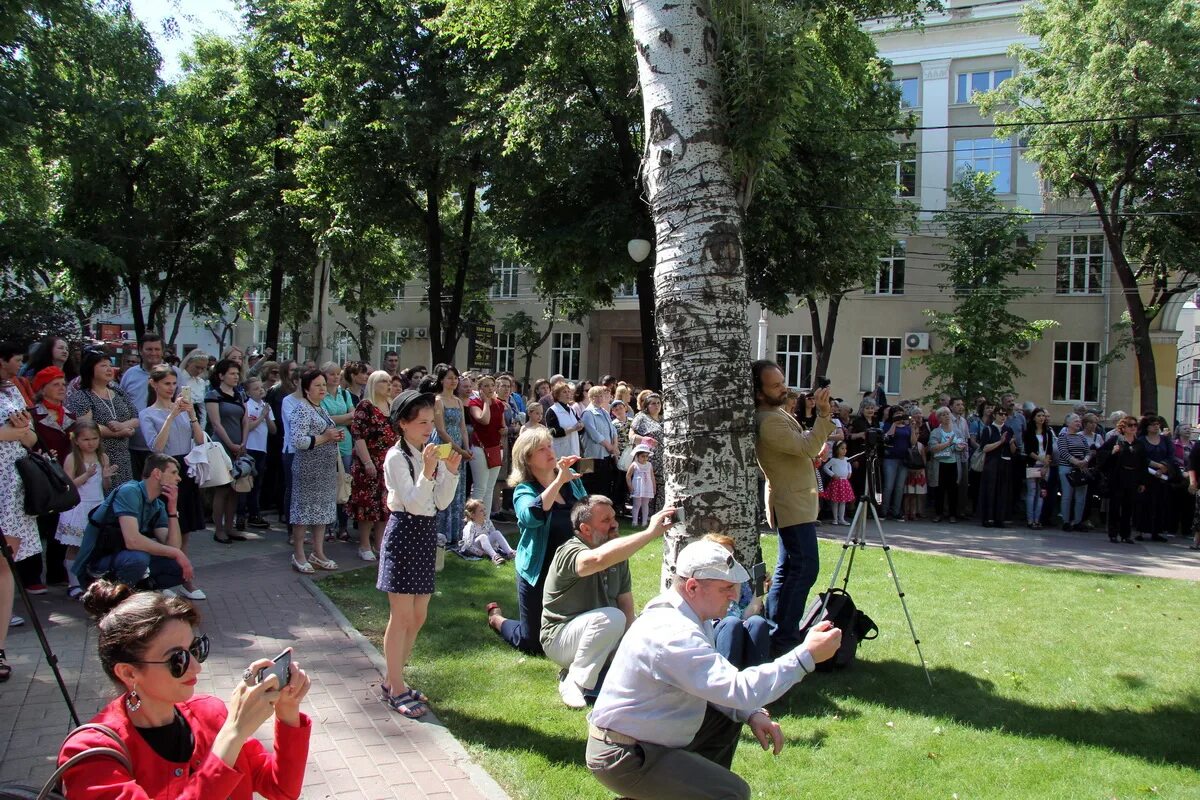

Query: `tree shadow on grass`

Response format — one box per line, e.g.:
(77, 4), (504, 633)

(435, 709), (589, 771)
(772, 659), (1200, 769)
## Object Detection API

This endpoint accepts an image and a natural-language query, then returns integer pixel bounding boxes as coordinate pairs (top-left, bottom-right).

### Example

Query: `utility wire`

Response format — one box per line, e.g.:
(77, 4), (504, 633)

(815, 110), (1200, 135)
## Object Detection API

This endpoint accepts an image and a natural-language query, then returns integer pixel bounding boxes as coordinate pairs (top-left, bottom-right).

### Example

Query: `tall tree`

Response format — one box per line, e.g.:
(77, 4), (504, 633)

(979, 0), (1200, 413)
(910, 173), (1057, 401)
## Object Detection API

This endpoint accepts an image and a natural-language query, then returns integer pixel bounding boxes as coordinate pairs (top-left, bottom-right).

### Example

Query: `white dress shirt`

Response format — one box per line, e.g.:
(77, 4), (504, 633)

(383, 441), (458, 516)
(588, 589), (816, 747)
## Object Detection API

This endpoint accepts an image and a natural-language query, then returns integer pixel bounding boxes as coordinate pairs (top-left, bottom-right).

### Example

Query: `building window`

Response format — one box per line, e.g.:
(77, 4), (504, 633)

(774, 334), (814, 390)
(490, 260), (519, 299)
(330, 330), (355, 366)
(860, 337), (902, 395)
(551, 332), (581, 381)
(868, 243), (906, 295)
(892, 142), (916, 197)
(378, 330), (404, 366)
(494, 332), (515, 375)
(1052, 341), (1100, 404)
(953, 137), (1012, 193)
(615, 283), (638, 299)
(1055, 235), (1105, 295)
(892, 77), (919, 109)
(955, 69), (1013, 103)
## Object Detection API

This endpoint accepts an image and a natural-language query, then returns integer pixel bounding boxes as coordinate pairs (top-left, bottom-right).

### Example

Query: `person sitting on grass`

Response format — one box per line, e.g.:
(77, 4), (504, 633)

(461, 499), (516, 564)
(586, 539), (841, 800)
(73, 453), (198, 598)
(705, 534), (772, 671)
(540, 496), (676, 709)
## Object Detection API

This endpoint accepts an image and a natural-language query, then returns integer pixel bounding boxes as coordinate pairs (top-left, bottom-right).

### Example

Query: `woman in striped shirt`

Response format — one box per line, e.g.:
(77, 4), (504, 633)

(1056, 414), (1091, 531)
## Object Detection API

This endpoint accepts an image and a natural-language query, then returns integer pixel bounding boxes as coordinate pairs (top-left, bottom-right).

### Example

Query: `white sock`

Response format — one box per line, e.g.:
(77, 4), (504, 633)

(64, 558), (79, 589)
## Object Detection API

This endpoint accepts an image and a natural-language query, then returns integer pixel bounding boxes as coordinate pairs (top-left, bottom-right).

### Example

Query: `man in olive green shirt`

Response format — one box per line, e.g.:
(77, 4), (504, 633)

(541, 496), (676, 709)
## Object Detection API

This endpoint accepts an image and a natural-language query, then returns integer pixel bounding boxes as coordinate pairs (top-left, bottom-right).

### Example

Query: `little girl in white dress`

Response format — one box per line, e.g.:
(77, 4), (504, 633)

(460, 499), (516, 565)
(626, 444), (656, 526)
(57, 420), (116, 599)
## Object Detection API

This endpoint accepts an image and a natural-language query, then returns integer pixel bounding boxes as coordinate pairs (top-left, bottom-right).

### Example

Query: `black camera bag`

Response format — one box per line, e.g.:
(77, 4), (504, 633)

(797, 587), (878, 670)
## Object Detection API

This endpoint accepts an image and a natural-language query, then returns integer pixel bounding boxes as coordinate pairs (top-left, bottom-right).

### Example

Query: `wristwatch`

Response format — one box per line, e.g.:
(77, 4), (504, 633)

(168, 513), (179, 518)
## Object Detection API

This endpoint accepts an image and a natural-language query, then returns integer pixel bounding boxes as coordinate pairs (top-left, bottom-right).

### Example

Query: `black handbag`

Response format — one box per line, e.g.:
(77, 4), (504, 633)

(1065, 468), (1092, 488)
(15, 450), (81, 515)
(797, 587), (879, 670)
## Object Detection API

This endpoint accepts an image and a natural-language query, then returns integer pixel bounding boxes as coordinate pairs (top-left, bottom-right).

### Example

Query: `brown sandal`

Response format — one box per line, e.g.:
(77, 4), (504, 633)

(0, 649), (11, 683)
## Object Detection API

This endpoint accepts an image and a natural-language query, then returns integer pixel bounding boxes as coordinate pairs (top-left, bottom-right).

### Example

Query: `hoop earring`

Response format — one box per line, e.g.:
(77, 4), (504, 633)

(125, 689), (142, 713)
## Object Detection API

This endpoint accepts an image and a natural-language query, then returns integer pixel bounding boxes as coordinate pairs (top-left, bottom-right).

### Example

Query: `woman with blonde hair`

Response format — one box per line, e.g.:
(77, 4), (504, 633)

(349, 370), (395, 561)
(320, 361), (356, 541)
(179, 350), (211, 432)
(630, 390), (665, 513)
(485, 427), (585, 654)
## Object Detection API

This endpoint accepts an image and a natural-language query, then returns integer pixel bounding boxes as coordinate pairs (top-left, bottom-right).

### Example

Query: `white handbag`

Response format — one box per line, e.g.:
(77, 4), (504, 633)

(185, 433), (234, 489)
(617, 443), (635, 472)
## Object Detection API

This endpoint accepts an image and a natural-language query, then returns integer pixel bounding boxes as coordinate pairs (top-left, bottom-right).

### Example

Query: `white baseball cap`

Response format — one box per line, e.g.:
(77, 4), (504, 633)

(676, 540), (750, 584)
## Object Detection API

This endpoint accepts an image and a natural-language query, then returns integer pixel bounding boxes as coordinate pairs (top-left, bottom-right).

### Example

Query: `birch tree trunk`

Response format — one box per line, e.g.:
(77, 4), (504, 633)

(625, 0), (758, 587)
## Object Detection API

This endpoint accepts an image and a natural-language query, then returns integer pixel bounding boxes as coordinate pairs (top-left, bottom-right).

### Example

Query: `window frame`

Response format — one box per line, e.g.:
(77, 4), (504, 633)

(893, 77), (920, 109)
(859, 337), (903, 396)
(1051, 340), (1101, 404)
(953, 137), (1013, 193)
(892, 142), (917, 197)
(494, 331), (515, 375)
(867, 242), (906, 296)
(490, 260), (520, 299)
(1055, 234), (1105, 296)
(378, 330), (404, 367)
(954, 68), (1013, 104)
(550, 331), (582, 381)
(774, 334), (814, 390)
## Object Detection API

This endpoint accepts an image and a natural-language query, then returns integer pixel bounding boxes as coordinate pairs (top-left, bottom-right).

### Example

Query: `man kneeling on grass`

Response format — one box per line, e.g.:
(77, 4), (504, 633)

(585, 539), (842, 800)
(540, 495), (676, 709)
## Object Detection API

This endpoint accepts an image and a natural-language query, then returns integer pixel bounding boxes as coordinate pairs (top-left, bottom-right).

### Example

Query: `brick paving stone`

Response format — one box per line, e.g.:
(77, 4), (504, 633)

(0, 520), (510, 799)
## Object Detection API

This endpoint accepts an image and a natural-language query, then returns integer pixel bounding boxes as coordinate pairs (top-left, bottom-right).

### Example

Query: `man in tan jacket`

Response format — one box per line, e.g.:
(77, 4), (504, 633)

(752, 361), (835, 655)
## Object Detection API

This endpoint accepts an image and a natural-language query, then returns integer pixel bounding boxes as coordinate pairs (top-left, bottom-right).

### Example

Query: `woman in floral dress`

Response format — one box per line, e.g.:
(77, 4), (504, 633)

(631, 390), (665, 513)
(66, 350), (138, 487)
(350, 371), (395, 562)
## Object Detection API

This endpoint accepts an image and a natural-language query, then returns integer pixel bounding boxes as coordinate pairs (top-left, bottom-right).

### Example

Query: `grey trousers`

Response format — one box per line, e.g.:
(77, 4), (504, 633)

(585, 705), (750, 800)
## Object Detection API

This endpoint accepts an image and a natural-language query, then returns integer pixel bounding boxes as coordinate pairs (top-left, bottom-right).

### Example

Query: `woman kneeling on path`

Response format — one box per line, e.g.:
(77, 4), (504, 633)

(378, 390), (462, 718)
(59, 580), (312, 798)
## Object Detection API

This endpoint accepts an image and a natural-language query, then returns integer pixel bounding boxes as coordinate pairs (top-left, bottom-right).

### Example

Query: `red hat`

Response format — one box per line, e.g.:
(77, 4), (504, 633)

(33, 366), (65, 395)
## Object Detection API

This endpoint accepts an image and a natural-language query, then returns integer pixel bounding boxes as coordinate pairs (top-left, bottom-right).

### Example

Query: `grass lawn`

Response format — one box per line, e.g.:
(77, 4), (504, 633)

(320, 531), (1200, 800)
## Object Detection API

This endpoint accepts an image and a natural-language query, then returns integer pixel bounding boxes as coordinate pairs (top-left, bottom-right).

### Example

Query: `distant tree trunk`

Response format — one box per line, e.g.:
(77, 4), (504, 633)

(807, 293), (844, 382)
(635, 262), (661, 391)
(626, 0), (758, 583)
(266, 251), (284, 354)
(439, 167), (479, 364)
(126, 277), (146, 340)
(167, 301), (188, 347)
(424, 172), (448, 365)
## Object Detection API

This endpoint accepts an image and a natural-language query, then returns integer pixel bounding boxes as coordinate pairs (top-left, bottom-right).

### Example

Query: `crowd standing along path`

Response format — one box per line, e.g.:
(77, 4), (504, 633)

(1, 514), (1196, 795)
(0, 524), (508, 799)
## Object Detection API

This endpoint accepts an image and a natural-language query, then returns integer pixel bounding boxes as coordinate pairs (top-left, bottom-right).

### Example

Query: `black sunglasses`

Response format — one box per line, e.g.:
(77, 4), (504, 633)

(131, 635), (209, 678)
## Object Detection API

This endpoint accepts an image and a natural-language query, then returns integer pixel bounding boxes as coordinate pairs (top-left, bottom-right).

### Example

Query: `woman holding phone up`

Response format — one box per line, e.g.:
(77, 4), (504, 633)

(58, 580), (312, 798)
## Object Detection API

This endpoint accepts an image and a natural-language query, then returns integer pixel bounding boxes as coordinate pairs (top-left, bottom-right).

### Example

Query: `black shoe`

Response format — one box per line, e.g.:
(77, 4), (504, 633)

(1135, 534), (1146, 541)
(1150, 534), (1169, 542)
(235, 517), (246, 531)
(213, 534), (233, 545)
(1062, 523), (1074, 532)
(247, 516), (270, 529)
(1109, 536), (1118, 543)
(999, 522), (1012, 528)
(226, 531), (248, 542)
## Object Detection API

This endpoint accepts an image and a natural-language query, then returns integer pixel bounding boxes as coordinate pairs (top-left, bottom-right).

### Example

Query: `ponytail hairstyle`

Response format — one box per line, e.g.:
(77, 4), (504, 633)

(82, 579), (200, 685)
(67, 419), (103, 479)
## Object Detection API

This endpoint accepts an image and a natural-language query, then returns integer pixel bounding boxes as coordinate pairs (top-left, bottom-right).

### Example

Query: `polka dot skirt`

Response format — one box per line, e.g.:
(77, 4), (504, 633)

(377, 510), (438, 595)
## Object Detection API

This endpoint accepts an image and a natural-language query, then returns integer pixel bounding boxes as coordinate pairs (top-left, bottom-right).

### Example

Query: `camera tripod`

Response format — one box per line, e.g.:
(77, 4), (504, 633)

(824, 450), (931, 686)
(0, 530), (81, 726)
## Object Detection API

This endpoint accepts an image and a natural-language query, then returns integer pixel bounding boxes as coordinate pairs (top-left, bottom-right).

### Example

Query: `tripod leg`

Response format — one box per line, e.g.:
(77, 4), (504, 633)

(866, 511), (933, 687)
(0, 534), (80, 725)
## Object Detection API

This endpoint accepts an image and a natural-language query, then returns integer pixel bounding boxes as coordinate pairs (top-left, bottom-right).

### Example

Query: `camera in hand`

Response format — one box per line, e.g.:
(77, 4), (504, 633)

(815, 375), (831, 390)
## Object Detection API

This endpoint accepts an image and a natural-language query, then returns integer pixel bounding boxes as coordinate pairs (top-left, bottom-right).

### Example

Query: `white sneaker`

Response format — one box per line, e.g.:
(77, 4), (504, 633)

(358, 549), (376, 562)
(10, 615), (24, 627)
(558, 678), (587, 709)
(161, 588), (178, 598)
(178, 586), (208, 601)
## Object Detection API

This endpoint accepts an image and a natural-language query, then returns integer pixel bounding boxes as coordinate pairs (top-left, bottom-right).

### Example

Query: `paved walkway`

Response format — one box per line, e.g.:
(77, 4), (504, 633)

(0, 523), (508, 799)
(2, 511), (1196, 797)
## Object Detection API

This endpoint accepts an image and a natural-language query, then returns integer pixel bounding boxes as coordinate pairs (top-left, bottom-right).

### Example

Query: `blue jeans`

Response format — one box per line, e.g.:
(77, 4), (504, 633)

(1058, 466), (1086, 525)
(766, 521), (819, 654)
(715, 615), (772, 670)
(90, 550), (183, 590)
(1025, 477), (1044, 523)
(238, 450), (269, 518)
(881, 458), (906, 516)
(497, 571), (548, 655)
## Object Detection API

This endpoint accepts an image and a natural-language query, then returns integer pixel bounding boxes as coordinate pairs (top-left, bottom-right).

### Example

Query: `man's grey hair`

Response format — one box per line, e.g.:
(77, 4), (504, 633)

(571, 494), (615, 532)
(1064, 413), (1081, 426)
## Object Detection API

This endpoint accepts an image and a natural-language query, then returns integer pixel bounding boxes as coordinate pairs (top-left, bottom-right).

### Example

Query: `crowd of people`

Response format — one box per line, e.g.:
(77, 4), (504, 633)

(3, 332), (1198, 799)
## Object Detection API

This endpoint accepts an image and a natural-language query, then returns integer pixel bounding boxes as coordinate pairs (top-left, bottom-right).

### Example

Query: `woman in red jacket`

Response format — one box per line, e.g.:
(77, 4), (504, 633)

(58, 580), (312, 799)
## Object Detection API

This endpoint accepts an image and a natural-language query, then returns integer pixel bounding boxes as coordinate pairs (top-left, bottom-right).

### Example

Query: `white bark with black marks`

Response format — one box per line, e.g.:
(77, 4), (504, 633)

(625, 0), (758, 587)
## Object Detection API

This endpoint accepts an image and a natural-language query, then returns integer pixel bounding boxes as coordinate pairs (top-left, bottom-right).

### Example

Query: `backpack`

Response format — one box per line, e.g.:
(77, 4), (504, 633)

(797, 588), (879, 671)
(0, 724), (131, 800)
(904, 443), (925, 469)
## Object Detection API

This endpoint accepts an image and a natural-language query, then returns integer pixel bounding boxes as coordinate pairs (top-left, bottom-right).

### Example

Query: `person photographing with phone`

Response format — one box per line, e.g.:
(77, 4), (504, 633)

(58, 580), (312, 798)
(751, 361), (835, 657)
(586, 539), (841, 800)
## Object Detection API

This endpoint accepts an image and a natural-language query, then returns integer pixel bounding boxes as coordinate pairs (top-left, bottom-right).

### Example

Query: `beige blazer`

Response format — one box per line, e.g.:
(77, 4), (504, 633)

(755, 408), (836, 528)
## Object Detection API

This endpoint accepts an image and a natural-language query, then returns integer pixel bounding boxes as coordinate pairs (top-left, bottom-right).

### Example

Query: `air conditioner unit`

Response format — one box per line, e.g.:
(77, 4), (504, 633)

(1013, 340), (1033, 353)
(119, 330), (137, 342)
(904, 331), (930, 351)
(398, 328), (411, 340)
(414, 327), (428, 339)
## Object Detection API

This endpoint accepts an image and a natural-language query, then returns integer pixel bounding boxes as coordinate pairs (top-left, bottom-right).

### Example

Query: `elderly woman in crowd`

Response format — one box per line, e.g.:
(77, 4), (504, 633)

(320, 361), (356, 542)
(978, 405), (1017, 527)
(630, 389), (665, 513)
(179, 349), (211, 429)
(1135, 414), (1173, 542)
(926, 406), (963, 523)
(546, 380), (583, 460)
(845, 398), (879, 501)
(1098, 415), (1141, 544)
(288, 370), (342, 573)
(486, 428), (586, 654)
(68, 349), (139, 487)
(59, 580), (311, 797)
(31, 366), (76, 586)
(350, 370), (396, 562)
(1056, 413), (1090, 531)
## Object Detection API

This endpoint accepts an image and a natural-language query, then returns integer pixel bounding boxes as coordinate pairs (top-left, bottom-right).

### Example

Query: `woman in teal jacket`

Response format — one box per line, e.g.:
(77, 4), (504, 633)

(486, 428), (585, 654)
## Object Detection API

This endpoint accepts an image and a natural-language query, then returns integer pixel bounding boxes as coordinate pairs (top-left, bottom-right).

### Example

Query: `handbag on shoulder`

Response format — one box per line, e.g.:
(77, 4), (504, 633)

(0, 723), (131, 800)
(16, 450), (81, 516)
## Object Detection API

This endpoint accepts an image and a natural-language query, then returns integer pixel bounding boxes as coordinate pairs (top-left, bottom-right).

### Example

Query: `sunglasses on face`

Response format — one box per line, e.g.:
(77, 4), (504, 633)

(132, 634), (209, 678)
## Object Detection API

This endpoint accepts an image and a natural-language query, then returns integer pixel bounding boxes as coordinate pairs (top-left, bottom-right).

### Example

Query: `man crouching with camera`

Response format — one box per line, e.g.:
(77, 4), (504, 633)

(585, 540), (841, 800)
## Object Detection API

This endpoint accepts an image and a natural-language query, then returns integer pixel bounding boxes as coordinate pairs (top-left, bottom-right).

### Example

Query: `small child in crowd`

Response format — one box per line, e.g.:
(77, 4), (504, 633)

(240, 376), (276, 529)
(627, 443), (655, 527)
(821, 440), (855, 525)
(57, 420), (117, 599)
(520, 402), (545, 434)
(460, 499), (515, 565)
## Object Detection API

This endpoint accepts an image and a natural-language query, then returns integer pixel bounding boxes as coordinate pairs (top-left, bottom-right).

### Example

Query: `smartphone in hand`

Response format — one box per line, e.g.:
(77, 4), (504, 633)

(256, 648), (292, 688)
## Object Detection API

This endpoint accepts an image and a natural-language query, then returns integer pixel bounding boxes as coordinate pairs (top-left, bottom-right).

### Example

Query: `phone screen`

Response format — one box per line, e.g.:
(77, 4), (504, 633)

(575, 458), (596, 475)
(434, 443), (453, 460)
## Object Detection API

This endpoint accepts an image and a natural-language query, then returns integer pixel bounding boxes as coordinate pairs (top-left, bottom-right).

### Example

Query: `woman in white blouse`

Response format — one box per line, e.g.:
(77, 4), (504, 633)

(546, 381), (582, 459)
